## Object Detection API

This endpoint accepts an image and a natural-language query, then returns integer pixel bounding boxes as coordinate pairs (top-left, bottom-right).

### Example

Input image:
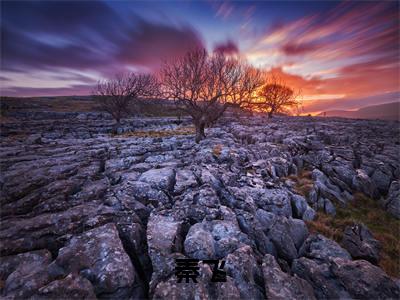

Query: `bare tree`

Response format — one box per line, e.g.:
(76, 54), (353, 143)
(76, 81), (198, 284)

(256, 75), (300, 118)
(160, 48), (262, 142)
(94, 73), (158, 133)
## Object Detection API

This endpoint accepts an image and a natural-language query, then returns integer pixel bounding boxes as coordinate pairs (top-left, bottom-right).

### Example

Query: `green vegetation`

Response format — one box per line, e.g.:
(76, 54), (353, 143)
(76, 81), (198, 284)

(288, 170), (314, 197)
(288, 170), (400, 277)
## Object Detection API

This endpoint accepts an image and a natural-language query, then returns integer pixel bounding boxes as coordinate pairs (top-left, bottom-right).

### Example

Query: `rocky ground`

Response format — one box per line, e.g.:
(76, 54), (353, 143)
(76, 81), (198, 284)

(0, 111), (399, 299)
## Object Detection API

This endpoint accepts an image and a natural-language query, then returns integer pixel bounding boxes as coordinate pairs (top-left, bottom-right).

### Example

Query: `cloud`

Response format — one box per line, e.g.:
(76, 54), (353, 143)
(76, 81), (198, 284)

(302, 92), (400, 114)
(214, 2), (235, 20)
(1, 0), (204, 85)
(245, 1), (399, 110)
(213, 40), (239, 55)
(117, 18), (203, 70)
(281, 42), (318, 56)
(1, 84), (94, 98)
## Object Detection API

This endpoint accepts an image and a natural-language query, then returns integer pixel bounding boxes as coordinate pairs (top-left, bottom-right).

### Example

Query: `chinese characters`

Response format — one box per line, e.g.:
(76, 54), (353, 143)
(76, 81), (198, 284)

(175, 259), (227, 283)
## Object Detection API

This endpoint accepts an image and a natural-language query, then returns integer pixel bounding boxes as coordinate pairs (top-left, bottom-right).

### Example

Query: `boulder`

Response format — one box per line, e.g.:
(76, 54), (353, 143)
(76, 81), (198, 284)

(125, 181), (170, 207)
(290, 194), (308, 219)
(254, 209), (276, 231)
(138, 168), (176, 192)
(36, 273), (96, 299)
(1, 250), (53, 298)
(371, 168), (391, 195)
(382, 180), (400, 219)
(331, 258), (400, 299)
(341, 223), (381, 264)
(352, 169), (378, 198)
(262, 254), (316, 300)
(55, 223), (138, 297)
(147, 214), (183, 279)
(302, 206), (316, 221)
(299, 234), (351, 262)
(268, 217), (308, 261)
(257, 189), (292, 217)
(292, 257), (352, 299)
(225, 246), (264, 300)
(174, 169), (198, 194)
(184, 223), (215, 260)
(0, 249), (52, 282)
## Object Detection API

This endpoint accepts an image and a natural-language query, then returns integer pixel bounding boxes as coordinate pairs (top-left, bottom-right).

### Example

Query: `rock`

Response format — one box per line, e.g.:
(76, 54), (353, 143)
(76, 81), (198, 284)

(299, 234), (351, 262)
(139, 168), (176, 192)
(26, 134), (42, 144)
(257, 189), (292, 217)
(36, 273), (96, 299)
(1, 113), (399, 299)
(225, 246), (264, 299)
(147, 214), (183, 280)
(331, 258), (400, 299)
(237, 210), (277, 257)
(151, 273), (208, 300)
(254, 209), (276, 231)
(324, 198), (336, 216)
(262, 254), (316, 300)
(0, 203), (118, 256)
(151, 261), (241, 300)
(184, 223), (215, 260)
(125, 181), (170, 207)
(55, 223), (138, 298)
(307, 188), (318, 205)
(382, 180), (400, 219)
(371, 168), (392, 195)
(292, 257), (352, 299)
(174, 169), (198, 194)
(302, 206), (316, 221)
(209, 218), (250, 258)
(341, 223), (381, 264)
(352, 169), (378, 198)
(197, 185), (220, 208)
(1, 250), (53, 298)
(290, 194), (308, 219)
(268, 217), (308, 261)
(0, 249), (52, 282)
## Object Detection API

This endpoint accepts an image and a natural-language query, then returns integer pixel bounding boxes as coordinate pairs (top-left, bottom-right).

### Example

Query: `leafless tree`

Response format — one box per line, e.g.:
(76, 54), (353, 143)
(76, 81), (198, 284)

(159, 48), (263, 142)
(93, 73), (158, 133)
(255, 74), (301, 118)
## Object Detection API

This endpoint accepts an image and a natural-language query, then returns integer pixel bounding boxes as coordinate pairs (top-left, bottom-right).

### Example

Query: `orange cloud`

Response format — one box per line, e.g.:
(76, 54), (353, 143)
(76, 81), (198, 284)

(244, 1), (399, 112)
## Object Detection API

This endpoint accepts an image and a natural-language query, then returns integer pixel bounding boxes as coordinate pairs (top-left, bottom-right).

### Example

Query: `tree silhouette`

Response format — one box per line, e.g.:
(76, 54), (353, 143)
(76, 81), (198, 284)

(160, 48), (262, 142)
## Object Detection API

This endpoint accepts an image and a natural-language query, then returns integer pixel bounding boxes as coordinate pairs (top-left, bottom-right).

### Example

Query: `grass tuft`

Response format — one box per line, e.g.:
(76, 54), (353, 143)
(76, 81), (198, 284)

(287, 169), (314, 197)
(306, 192), (400, 277)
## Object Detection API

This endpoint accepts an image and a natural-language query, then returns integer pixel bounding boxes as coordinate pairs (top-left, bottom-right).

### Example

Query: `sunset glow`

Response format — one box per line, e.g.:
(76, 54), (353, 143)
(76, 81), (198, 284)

(1, 0), (399, 113)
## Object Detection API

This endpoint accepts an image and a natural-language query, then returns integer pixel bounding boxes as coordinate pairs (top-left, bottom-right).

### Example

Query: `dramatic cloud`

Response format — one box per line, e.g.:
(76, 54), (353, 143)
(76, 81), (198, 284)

(1, 84), (94, 98)
(244, 1), (399, 113)
(213, 40), (239, 55)
(1, 0), (399, 113)
(1, 0), (203, 95)
(281, 42), (318, 56)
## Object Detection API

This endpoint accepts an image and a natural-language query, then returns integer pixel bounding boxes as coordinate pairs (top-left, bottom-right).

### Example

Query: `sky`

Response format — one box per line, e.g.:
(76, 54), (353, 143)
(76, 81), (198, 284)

(1, 0), (399, 114)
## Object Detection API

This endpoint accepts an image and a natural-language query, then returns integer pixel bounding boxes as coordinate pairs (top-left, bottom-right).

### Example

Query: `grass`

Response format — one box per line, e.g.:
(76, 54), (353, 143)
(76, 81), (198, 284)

(287, 170), (400, 277)
(287, 169), (314, 197)
(113, 126), (195, 138)
(306, 193), (400, 277)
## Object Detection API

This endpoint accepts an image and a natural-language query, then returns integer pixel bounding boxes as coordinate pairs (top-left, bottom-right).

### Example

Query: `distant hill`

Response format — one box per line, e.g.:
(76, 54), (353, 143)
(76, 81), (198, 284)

(318, 102), (400, 121)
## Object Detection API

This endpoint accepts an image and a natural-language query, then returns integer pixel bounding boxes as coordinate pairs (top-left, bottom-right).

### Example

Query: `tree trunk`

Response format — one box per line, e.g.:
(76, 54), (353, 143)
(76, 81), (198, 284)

(268, 111), (273, 118)
(195, 121), (206, 143)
